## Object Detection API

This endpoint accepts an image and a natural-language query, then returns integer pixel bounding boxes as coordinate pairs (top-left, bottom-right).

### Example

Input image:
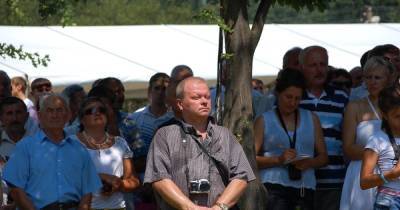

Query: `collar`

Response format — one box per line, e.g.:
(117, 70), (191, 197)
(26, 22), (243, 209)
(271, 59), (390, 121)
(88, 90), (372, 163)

(37, 129), (71, 144)
(1, 131), (17, 144)
(306, 85), (338, 99)
(178, 116), (215, 137)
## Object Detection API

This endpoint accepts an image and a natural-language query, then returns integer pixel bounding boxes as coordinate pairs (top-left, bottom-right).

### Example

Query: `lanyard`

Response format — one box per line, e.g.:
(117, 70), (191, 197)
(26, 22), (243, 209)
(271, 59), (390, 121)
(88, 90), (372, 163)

(276, 107), (298, 148)
(387, 126), (400, 161)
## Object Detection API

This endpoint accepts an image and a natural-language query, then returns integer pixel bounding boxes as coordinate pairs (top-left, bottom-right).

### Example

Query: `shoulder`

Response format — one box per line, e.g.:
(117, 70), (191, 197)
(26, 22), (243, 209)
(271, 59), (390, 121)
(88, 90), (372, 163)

(326, 86), (348, 101)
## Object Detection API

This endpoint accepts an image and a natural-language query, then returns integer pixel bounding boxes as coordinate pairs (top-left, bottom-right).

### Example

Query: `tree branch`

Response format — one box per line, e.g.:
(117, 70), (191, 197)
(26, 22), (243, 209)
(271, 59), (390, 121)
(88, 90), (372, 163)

(250, 0), (273, 52)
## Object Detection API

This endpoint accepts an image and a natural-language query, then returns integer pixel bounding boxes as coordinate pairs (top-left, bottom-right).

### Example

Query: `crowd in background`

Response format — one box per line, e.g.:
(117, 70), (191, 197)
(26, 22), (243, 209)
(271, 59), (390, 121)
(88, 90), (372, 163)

(0, 43), (399, 210)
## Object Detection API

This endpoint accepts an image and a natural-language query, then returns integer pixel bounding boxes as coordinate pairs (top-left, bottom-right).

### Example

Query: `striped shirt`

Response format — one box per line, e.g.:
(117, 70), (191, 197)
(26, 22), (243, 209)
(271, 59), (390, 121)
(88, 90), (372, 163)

(129, 106), (174, 158)
(300, 86), (348, 189)
(144, 120), (256, 209)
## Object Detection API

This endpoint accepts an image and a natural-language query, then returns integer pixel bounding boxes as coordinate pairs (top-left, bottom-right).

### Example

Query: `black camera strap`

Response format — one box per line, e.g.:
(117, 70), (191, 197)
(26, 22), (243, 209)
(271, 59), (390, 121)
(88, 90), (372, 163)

(179, 127), (229, 186)
(276, 107), (298, 149)
(178, 124), (240, 209)
(387, 126), (400, 161)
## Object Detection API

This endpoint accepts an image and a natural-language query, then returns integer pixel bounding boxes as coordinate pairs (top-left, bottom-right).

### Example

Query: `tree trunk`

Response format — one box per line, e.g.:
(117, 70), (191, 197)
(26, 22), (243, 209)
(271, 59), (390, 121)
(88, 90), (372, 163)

(222, 1), (268, 209)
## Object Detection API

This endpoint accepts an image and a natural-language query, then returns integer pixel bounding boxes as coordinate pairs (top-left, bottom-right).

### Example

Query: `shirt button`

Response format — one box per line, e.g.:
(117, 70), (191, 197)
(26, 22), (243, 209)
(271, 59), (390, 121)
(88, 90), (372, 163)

(57, 159), (61, 162)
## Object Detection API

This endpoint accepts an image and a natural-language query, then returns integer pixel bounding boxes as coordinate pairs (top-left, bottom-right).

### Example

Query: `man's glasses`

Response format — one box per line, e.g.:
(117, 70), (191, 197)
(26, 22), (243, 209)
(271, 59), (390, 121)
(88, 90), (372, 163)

(83, 106), (107, 116)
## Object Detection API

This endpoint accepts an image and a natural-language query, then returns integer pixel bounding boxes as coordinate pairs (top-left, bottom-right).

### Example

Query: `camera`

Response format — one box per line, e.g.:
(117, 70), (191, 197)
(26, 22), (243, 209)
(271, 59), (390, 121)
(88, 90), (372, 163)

(189, 179), (211, 194)
(189, 179), (210, 206)
(288, 164), (302, 180)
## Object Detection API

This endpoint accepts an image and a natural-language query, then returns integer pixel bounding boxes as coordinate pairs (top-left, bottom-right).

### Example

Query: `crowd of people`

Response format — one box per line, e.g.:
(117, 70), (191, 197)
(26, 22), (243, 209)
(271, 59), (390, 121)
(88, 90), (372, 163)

(0, 43), (399, 210)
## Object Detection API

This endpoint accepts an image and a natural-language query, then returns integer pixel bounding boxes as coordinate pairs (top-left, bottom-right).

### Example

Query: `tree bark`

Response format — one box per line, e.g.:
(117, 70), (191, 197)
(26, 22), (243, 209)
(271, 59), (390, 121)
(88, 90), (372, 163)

(221, 1), (269, 209)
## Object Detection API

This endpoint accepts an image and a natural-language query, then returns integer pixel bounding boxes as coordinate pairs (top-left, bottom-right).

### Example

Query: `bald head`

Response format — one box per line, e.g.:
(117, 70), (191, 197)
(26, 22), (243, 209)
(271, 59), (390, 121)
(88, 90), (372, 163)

(176, 77), (211, 122)
(176, 77), (208, 99)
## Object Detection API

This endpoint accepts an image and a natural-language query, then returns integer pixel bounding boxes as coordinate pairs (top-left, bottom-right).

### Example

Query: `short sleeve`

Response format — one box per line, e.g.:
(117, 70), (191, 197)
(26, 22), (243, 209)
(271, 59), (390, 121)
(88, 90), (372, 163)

(365, 135), (382, 154)
(143, 128), (172, 184)
(80, 149), (102, 195)
(227, 131), (256, 182)
(117, 137), (133, 159)
(2, 140), (30, 189)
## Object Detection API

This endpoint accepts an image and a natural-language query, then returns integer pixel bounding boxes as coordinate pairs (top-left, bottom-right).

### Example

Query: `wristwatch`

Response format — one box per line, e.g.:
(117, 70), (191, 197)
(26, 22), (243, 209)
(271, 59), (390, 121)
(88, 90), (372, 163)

(216, 202), (229, 210)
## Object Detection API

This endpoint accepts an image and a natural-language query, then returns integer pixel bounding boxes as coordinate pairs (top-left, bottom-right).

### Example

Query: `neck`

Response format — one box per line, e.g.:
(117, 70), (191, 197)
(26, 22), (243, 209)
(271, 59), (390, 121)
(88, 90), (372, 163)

(15, 92), (27, 100)
(84, 127), (106, 141)
(149, 104), (168, 118)
(184, 117), (208, 134)
(43, 128), (65, 143)
(5, 129), (25, 143)
(368, 94), (379, 103)
(307, 86), (324, 98)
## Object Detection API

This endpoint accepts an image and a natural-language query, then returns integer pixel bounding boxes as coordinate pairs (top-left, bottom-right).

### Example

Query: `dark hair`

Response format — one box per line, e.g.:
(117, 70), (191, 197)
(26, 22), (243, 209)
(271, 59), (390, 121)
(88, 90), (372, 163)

(87, 85), (115, 105)
(61, 84), (85, 104)
(360, 50), (371, 69)
(379, 85), (400, 132)
(368, 44), (400, 58)
(97, 77), (123, 88)
(78, 97), (108, 131)
(275, 68), (306, 94)
(149, 72), (170, 91)
(327, 68), (352, 88)
(0, 96), (27, 114)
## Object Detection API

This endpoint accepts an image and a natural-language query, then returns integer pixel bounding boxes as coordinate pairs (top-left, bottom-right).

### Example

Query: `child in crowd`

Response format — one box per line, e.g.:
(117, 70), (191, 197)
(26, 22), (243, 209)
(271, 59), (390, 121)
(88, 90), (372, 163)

(361, 85), (400, 209)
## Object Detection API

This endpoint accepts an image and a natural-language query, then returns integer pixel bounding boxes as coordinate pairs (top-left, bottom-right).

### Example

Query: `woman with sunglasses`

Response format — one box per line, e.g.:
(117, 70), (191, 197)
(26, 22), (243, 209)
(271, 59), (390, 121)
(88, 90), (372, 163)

(255, 68), (328, 210)
(361, 85), (400, 209)
(340, 57), (395, 210)
(76, 97), (140, 210)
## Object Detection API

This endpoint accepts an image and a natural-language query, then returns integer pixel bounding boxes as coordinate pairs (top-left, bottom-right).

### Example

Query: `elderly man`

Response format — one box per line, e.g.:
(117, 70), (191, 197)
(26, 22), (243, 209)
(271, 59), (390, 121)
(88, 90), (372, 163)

(144, 77), (255, 210)
(298, 46), (348, 210)
(2, 94), (101, 210)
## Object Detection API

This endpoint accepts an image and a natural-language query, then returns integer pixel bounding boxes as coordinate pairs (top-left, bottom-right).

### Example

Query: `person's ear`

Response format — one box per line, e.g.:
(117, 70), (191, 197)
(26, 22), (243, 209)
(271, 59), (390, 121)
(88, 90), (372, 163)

(176, 98), (184, 111)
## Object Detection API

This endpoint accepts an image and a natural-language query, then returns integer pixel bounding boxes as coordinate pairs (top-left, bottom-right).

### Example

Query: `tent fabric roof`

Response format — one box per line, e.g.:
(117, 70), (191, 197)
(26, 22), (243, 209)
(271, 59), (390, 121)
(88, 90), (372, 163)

(1, 24), (399, 86)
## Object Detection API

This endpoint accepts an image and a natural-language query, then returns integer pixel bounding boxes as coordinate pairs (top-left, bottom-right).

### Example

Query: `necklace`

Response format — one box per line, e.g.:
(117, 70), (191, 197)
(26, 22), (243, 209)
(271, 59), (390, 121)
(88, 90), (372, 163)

(82, 131), (110, 156)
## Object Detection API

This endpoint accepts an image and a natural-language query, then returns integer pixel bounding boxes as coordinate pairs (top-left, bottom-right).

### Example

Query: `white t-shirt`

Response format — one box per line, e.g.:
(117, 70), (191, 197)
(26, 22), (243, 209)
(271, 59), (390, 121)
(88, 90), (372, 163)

(365, 130), (400, 190)
(78, 135), (133, 209)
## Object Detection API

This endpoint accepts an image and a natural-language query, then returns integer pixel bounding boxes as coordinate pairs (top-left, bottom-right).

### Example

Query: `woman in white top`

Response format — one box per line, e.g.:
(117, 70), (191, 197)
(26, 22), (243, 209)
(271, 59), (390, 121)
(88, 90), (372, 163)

(361, 85), (400, 209)
(76, 97), (140, 210)
(340, 56), (395, 210)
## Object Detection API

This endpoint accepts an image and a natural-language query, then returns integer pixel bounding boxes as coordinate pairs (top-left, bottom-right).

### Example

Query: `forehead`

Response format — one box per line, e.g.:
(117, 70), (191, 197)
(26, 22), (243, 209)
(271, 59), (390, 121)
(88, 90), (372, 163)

(43, 97), (66, 109)
(32, 80), (51, 89)
(305, 49), (327, 61)
(183, 81), (209, 94)
(2, 102), (26, 112)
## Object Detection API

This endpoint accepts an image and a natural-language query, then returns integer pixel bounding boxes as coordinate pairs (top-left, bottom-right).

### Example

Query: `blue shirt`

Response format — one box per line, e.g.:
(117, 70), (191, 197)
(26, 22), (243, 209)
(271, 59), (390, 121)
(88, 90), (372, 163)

(300, 86), (348, 189)
(260, 108), (316, 189)
(2, 130), (102, 209)
(129, 106), (174, 159)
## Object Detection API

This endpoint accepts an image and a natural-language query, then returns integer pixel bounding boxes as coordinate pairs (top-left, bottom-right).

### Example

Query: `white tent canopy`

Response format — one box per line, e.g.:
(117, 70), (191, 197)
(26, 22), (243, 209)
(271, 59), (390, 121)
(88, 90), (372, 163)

(1, 24), (399, 86)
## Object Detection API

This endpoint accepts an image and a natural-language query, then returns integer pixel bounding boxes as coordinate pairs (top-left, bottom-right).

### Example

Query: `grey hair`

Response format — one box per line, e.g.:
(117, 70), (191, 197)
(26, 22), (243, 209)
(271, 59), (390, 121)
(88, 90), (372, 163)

(38, 93), (69, 112)
(298, 46), (328, 65)
(363, 56), (395, 76)
(176, 77), (207, 99)
(282, 47), (302, 69)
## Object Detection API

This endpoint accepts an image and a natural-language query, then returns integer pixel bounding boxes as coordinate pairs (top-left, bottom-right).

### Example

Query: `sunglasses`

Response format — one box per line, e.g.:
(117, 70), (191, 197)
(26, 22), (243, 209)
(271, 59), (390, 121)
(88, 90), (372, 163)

(83, 106), (107, 116)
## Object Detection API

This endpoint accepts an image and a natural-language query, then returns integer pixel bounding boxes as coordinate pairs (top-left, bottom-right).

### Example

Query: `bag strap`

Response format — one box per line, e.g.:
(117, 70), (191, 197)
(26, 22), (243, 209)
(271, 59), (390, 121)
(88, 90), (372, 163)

(178, 126), (230, 186)
(387, 127), (400, 160)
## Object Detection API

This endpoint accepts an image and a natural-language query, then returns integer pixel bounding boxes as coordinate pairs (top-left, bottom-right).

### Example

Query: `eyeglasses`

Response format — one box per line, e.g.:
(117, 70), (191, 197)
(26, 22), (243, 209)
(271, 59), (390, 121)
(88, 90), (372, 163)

(83, 106), (107, 116)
